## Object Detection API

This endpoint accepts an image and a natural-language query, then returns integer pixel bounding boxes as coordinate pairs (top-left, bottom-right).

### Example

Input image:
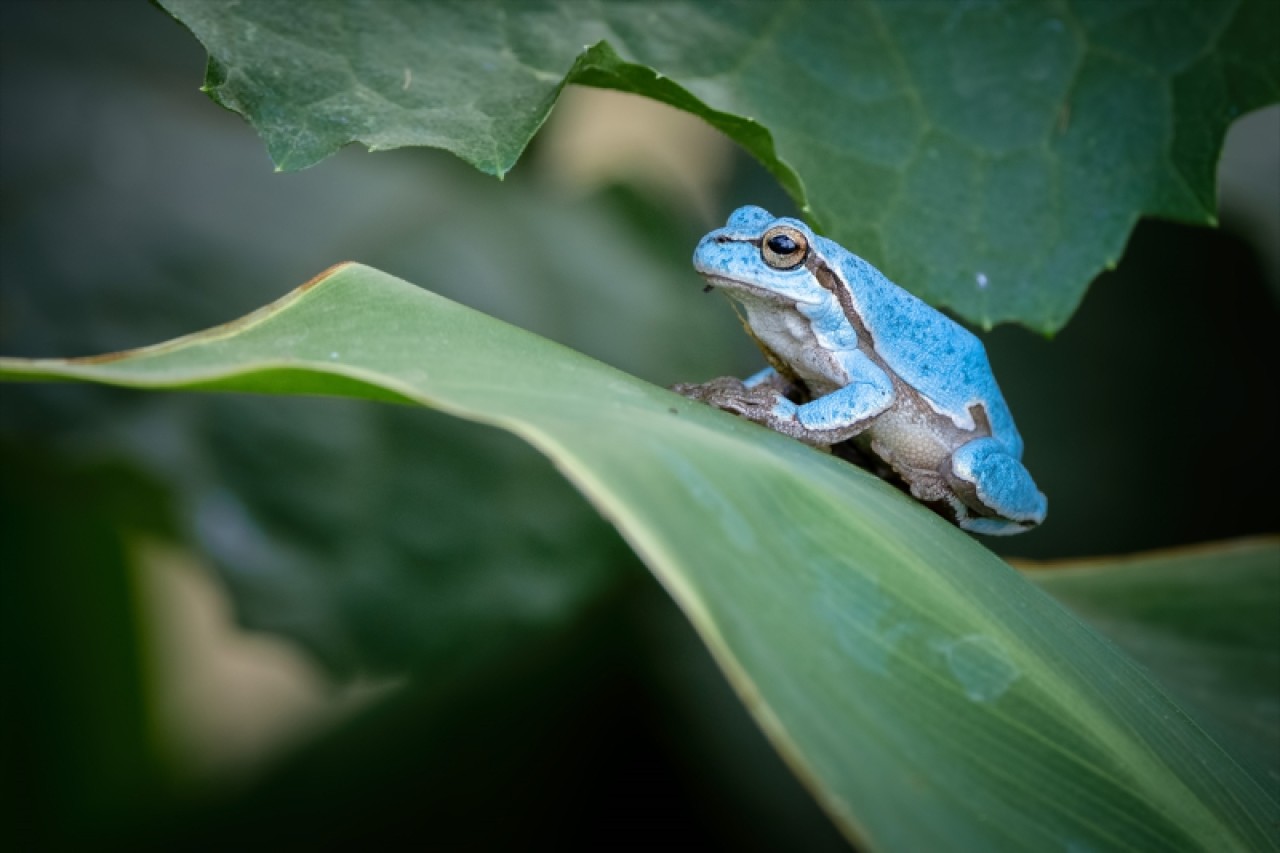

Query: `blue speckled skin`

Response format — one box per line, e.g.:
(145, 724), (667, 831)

(685, 206), (1047, 535)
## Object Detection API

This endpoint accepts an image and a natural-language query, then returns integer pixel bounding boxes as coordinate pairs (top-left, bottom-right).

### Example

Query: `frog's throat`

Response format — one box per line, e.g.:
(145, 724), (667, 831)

(724, 295), (800, 383)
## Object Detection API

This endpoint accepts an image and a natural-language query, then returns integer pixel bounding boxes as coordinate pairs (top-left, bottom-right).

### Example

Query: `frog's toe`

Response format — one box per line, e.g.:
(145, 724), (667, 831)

(671, 375), (746, 401)
(958, 514), (1040, 536)
(948, 438), (1047, 532)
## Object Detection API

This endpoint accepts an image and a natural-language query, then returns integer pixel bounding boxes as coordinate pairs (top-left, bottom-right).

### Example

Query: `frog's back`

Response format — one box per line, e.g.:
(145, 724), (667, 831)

(822, 239), (1024, 457)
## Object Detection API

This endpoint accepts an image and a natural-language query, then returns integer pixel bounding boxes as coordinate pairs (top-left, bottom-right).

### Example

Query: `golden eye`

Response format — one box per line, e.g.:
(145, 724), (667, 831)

(761, 225), (809, 269)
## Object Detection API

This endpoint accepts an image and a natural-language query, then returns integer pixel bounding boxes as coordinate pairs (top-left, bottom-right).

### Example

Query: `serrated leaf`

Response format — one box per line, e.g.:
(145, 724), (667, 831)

(3, 264), (1276, 851)
(157, 0), (1280, 332)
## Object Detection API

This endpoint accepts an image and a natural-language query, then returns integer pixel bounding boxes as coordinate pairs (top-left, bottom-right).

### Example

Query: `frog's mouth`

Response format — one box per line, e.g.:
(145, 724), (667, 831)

(697, 273), (797, 306)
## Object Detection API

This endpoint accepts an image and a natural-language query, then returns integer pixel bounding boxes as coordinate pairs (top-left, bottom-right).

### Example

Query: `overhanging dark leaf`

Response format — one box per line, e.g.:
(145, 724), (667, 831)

(157, 0), (1280, 332)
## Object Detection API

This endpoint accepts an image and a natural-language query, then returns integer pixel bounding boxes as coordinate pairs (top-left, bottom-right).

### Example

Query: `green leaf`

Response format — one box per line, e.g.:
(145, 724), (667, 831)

(1027, 538), (1280, 801)
(156, 0), (1280, 333)
(3, 264), (1276, 850)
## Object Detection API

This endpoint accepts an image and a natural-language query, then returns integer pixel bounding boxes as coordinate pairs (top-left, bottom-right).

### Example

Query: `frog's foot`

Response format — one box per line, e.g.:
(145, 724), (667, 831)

(672, 375), (781, 418)
(673, 377), (830, 444)
(675, 377), (784, 421)
(671, 375), (752, 403)
(946, 437), (1047, 535)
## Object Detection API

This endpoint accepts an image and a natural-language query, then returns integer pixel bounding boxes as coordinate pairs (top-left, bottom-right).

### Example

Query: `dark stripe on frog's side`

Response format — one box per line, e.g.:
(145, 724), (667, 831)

(803, 253), (992, 443)
(804, 250), (1008, 522)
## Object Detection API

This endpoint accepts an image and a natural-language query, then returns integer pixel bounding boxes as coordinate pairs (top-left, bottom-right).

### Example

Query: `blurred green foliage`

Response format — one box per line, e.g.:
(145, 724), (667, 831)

(1, 1), (1277, 851)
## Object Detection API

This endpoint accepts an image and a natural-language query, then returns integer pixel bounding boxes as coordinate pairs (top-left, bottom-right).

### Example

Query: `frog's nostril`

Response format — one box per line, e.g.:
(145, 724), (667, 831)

(714, 235), (731, 244)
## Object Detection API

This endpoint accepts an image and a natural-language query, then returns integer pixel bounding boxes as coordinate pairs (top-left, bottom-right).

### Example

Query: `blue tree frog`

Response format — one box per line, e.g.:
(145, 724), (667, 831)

(675, 206), (1047, 535)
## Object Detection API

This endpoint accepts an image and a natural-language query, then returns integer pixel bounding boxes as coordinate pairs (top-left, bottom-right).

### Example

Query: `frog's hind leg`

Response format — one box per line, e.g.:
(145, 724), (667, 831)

(947, 437), (1047, 535)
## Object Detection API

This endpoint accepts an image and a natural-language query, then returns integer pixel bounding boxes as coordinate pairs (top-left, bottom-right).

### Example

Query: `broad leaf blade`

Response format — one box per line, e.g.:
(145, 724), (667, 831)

(156, 0), (1280, 332)
(1028, 539), (1280, 801)
(2, 264), (1276, 851)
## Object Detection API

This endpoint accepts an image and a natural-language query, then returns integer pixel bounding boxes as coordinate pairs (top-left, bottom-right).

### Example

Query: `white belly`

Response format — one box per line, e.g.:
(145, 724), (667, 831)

(744, 303), (847, 392)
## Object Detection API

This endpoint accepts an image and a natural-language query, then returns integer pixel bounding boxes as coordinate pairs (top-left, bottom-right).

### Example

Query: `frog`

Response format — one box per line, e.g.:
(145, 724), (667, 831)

(674, 205), (1047, 536)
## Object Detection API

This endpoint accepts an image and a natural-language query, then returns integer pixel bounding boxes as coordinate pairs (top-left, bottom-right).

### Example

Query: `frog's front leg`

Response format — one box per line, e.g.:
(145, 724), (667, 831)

(677, 352), (894, 446)
(947, 437), (1048, 535)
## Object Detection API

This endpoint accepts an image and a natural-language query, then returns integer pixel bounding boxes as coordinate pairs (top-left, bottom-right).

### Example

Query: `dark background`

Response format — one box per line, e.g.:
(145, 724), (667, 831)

(2, 1), (1277, 850)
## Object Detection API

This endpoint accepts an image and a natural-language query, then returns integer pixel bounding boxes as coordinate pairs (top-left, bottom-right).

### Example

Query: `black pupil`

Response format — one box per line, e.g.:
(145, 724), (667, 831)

(767, 233), (798, 256)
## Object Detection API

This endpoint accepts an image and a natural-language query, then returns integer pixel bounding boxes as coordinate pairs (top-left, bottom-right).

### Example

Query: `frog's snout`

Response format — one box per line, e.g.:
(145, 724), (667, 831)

(695, 227), (747, 270)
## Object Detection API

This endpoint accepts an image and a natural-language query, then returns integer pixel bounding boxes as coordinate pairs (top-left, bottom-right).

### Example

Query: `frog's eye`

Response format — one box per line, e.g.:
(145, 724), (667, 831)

(761, 226), (809, 270)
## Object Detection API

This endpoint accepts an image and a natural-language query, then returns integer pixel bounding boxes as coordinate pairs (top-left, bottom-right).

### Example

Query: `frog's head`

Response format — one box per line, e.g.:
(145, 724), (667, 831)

(693, 206), (826, 306)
